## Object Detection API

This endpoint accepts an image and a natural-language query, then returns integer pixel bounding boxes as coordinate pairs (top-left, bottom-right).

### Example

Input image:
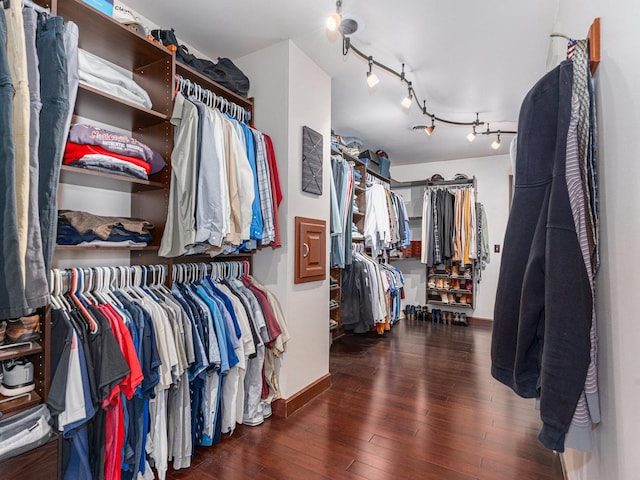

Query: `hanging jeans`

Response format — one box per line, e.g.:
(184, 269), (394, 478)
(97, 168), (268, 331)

(22, 7), (49, 309)
(6, 1), (29, 286)
(0, 7), (28, 320)
(37, 14), (69, 276)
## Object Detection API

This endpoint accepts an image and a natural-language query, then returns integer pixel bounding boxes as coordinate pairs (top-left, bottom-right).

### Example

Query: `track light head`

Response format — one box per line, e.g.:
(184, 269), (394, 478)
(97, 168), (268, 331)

(326, 0), (343, 31)
(326, 13), (341, 31)
(366, 57), (379, 88)
(401, 82), (413, 109)
(367, 71), (379, 88)
(425, 116), (436, 135)
(467, 124), (477, 142)
(491, 132), (502, 150)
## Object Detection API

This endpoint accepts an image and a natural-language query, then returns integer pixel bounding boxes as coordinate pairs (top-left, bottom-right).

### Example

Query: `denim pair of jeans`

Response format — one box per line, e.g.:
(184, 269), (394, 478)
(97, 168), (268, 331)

(22, 7), (49, 310)
(37, 14), (69, 277)
(0, 8), (28, 320)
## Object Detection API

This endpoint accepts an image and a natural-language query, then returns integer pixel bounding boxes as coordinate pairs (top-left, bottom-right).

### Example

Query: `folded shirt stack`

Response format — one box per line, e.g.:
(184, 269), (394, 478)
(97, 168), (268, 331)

(57, 210), (154, 247)
(64, 124), (166, 180)
(79, 49), (153, 109)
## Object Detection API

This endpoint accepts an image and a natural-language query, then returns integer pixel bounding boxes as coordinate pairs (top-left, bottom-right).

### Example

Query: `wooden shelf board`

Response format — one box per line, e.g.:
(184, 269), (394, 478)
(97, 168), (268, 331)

(57, 0), (172, 71)
(427, 300), (473, 308)
(60, 165), (167, 193)
(56, 245), (160, 251)
(75, 83), (169, 131)
(0, 343), (43, 362)
(0, 391), (42, 417)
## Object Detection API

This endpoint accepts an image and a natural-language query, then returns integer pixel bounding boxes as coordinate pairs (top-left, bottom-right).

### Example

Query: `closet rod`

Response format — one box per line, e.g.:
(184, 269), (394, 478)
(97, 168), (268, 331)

(175, 73), (251, 124)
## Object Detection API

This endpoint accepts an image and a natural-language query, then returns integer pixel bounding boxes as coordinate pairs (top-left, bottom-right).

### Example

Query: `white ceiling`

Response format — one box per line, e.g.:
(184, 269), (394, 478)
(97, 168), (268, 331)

(124, 0), (560, 165)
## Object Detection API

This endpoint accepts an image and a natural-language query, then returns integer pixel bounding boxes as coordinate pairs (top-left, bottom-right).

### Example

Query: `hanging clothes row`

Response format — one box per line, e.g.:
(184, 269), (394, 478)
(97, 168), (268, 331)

(48, 262), (290, 480)
(0, 3), (79, 320)
(364, 184), (409, 257)
(329, 154), (354, 267)
(340, 245), (405, 335)
(160, 82), (282, 258)
(420, 181), (479, 268)
(175, 74), (251, 124)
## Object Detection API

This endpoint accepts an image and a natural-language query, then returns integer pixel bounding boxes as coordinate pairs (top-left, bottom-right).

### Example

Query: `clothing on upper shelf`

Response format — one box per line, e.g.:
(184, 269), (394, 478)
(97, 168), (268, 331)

(48, 263), (289, 480)
(340, 249), (404, 335)
(492, 43), (600, 453)
(420, 183), (477, 268)
(0, 5), (77, 320)
(159, 92), (281, 258)
(78, 48), (152, 109)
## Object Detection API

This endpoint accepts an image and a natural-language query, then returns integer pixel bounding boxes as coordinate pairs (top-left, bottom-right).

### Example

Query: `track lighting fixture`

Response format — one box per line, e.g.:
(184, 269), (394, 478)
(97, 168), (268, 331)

(401, 82), (413, 109)
(491, 132), (502, 150)
(329, 1), (518, 148)
(326, 0), (342, 32)
(366, 57), (379, 88)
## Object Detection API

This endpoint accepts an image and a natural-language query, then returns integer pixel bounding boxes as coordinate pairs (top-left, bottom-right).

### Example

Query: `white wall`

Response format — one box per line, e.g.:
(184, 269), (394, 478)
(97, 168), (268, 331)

(236, 40), (332, 398)
(391, 154), (511, 320)
(552, 2), (640, 479)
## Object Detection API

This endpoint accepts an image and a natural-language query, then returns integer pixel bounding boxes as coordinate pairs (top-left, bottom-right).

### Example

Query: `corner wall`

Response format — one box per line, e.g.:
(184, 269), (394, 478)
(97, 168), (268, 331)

(235, 41), (332, 399)
(391, 154), (511, 321)
(552, 1), (640, 478)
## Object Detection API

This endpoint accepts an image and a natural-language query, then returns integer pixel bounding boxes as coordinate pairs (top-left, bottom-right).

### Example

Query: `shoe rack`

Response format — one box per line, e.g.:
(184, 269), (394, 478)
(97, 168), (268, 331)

(329, 267), (343, 340)
(426, 263), (475, 308)
(0, 308), (49, 418)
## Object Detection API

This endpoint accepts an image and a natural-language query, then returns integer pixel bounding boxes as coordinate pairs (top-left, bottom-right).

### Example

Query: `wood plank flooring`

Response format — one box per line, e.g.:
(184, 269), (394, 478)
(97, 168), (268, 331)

(167, 320), (564, 480)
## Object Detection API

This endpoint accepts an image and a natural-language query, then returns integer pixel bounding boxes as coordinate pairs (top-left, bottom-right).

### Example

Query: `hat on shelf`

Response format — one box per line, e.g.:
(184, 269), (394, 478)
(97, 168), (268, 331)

(453, 173), (469, 180)
(113, 2), (147, 36)
(430, 174), (444, 181)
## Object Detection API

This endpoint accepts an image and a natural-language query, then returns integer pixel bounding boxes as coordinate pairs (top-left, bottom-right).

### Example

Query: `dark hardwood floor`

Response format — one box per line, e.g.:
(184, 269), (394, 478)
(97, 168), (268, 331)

(167, 320), (564, 480)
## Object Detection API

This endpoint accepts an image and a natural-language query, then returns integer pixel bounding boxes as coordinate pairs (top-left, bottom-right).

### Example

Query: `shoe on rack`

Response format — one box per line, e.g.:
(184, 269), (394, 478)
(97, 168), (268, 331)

(0, 322), (5, 346)
(443, 279), (450, 290)
(451, 264), (459, 277)
(465, 280), (473, 291)
(6, 314), (40, 344)
(436, 278), (444, 289)
(460, 313), (469, 327)
(440, 293), (449, 304)
(428, 279), (436, 289)
(453, 312), (461, 326)
(448, 293), (456, 304)
(417, 306), (425, 321)
(330, 276), (338, 285)
(0, 357), (35, 397)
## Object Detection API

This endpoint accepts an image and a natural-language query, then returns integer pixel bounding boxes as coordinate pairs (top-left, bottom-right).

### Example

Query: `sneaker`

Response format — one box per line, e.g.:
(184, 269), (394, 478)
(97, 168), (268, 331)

(330, 319), (338, 330)
(261, 402), (273, 419)
(451, 264), (460, 277)
(6, 314), (41, 343)
(0, 322), (5, 346)
(243, 413), (264, 427)
(440, 293), (449, 303)
(0, 357), (35, 397)
(460, 313), (469, 327)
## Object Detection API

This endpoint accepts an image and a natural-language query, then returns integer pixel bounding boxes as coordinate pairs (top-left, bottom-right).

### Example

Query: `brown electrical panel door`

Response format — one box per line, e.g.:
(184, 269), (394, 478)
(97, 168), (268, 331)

(294, 216), (326, 284)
